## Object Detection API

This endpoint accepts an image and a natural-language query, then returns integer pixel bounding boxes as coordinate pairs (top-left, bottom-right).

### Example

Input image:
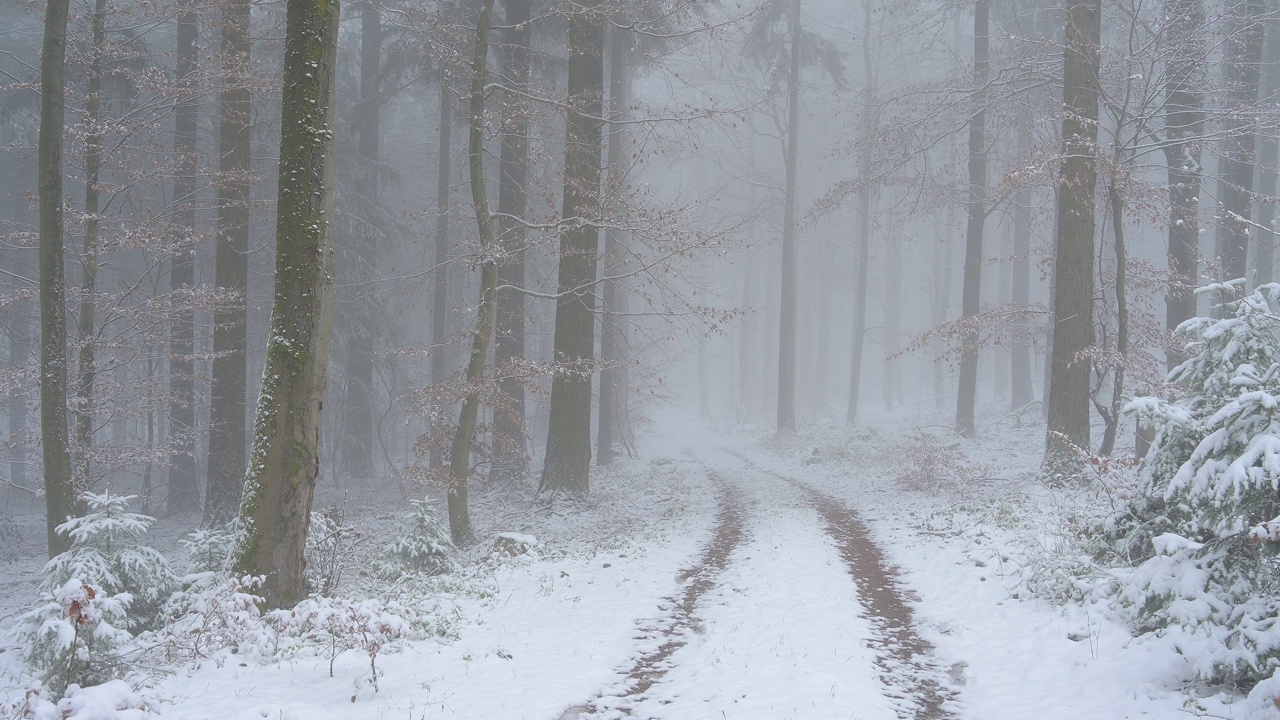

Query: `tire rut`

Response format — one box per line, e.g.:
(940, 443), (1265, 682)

(567, 469), (747, 718)
(728, 450), (960, 720)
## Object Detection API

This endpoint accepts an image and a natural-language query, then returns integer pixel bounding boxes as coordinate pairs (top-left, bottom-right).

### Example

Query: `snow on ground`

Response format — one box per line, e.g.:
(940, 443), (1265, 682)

(1, 406), (1272, 719)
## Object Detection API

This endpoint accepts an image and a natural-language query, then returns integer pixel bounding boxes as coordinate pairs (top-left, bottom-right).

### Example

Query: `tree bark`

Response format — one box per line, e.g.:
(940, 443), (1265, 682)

(776, 0), (802, 432)
(338, 0), (382, 482)
(38, 0), (74, 557)
(847, 0), (874, 425)
(1044, 0), (1101, 477)
(1163, 0), (1204, 367)
(1214, 0), (1263, 301)
(446, 0), (496, 546)
(955, 0), (989, 437)
(169, 7), (200, 515)
(431, 58), (454, 469)
(1011, 131), (1034, 408)
(598, 22), (630, 465)
(540, 0), (605, 495)
(1255, 6), (1280, 285)
(74, 0), (107, 498)
(207, 0), (252, 525)
(234, 0), (341, 608)
(489, 0), (532, 485)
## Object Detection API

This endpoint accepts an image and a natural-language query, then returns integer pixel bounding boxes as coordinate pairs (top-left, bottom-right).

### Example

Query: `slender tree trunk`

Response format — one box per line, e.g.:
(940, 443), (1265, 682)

(816, 254), (832, 411)
(1044, 0), (1101, 476)
(1255, 6), (1280, 285)
(1011, 132), (1034, 408)
(739, 252), (754, 411)
(169, 8), (200, 514)
(540, 1), (605, 494)
(1215, 0), (1263, 301)
(598, 23), (629, 466)
(1163, 0), (1204, 368)
(74, 0), (107, 497)
(431, 63), (453, 468)
(847, 0), (874, 425)
(38, 0), (74, 557)
(955, 0), (989, 437)
(489, 0), (532, 486)
(207, 0), (252, 525)
(1097, 181), (1129, 457)
(883, 233), (902, 411)
(776, 0), (802, 432)
(234, 0), (340, 608)
(339, 0), (382, 482)
(447, 0), (496, 545)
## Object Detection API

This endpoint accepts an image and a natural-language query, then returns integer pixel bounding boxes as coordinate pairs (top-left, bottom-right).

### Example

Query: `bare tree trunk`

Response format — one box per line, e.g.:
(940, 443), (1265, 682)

(38, 0), (74, 557)
(540, 0), (605, 494)
(598, 21), (630, 466)
(1214, 0), (1263, 301)
(234, 0), (340, 608)
(1044, 0), (1101, 476)
(489, 0), (532, 486)
(168, 7), (200, 515)
(1011, 132), (1034, 408)
(955, 0), (989, 437)
(431, 63), (453, 468)
(447, 0), (496, 545)
(1097, 181), (1129, 457)
(847, 0), (874, 426)
(1163, 0), (1204, 367)
(1255, 6), (1280, 285)
(207, 0), (252, 525)
(338, 0), (382, 482)
(74, 0), (107, 499)
(776, 0), (802, 432)
(883, 232), (902, 411)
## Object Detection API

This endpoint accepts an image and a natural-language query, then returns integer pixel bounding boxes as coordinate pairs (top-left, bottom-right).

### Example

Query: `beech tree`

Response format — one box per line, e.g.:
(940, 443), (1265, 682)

(37, 0), (74, 557)
(1044, 0), (1101, 476)
(234, 0), (341, 608)
(540, 1), (606, 495)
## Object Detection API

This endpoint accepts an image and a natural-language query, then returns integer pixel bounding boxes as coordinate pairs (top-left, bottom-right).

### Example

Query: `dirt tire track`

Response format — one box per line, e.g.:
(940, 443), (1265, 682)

(568, 468), (747, 718)
(726, 449), (960, 720)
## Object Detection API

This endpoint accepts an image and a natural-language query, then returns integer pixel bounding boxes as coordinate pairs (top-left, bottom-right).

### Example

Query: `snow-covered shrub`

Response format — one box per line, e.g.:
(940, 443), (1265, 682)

(891, 431), (991, 496)
(373, 500), (456, 580)
(179, 524), (235, 574)
(265, 597), (417, 693)
(15, 492), (177, 696)
(1094, 282), (1280, 684)
(306, 505), (365, 595)
(12, 679), (152, 720)
(144, 574), (269, 664)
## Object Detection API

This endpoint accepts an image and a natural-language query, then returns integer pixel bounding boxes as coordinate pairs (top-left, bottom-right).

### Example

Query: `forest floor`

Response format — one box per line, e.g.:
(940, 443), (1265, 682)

(0, 405), (1263, 719)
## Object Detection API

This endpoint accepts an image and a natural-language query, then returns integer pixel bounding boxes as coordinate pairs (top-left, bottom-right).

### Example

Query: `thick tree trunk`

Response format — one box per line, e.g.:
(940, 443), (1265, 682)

(955, 0), (989, 437)
(847, 0), (874, 425)
(776, 0), (802, 432)
(207, 0), (252, 525)
(598, 22), (629, 465)
(1214, 0), (1263, 300)
(489, 0), (532, 486)
(540, 2), (605, 495)
(38, 0), (74, 558)
(234, 0), (340, 608)
(168, 8), (200, 515)
(447, 0), (496, 546)
(1044, 0), (1101, 477)
(1163, 0), (1204, 368)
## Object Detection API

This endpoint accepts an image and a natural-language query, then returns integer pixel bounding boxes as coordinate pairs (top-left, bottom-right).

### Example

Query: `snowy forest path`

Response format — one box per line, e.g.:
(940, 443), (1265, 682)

(563, 446), (960, 720)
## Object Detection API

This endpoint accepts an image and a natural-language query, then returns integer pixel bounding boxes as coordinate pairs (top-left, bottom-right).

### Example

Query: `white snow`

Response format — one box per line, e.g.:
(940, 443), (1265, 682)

(2, 409), (1272, 719)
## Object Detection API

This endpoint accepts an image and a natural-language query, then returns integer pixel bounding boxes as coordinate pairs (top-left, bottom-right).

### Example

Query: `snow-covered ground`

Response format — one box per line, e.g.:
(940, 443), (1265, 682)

(1, 408), (1269, 719)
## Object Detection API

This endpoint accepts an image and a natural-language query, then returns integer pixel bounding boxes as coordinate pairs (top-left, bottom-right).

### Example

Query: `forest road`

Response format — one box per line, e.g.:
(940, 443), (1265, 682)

(561, 448), (961, 720)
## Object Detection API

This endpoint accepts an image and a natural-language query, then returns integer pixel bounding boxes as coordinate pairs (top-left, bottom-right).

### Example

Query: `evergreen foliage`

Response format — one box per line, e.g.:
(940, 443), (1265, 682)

(374, 501), (457, 579)
(1097, 282), (1280, 683)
